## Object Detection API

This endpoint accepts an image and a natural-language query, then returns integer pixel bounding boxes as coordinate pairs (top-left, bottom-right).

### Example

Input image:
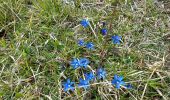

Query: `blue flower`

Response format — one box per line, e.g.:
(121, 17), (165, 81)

(78, 78), (90, 89)
(84, 72), (95, 81)
(70, 58), (80, 69)
(96, 68), (107, 79)
(125, 83), (132, 89)
(63, 79), (75, 92)
(85, 42), (94, 50)
(78, 39), (85, 46)
(101, 28), (107, 35)
(80, 19), (90, 28)
(79, 58), (90, 68)
(111, 74), (125, 89)
(111, 35), (122, 44)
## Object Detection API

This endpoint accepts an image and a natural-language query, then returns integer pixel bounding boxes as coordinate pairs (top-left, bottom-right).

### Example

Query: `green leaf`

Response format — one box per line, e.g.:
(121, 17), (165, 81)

(15, 93), (23, 98)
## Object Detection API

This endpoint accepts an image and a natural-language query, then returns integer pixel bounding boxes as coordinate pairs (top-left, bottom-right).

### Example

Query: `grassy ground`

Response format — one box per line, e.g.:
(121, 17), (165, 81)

(0, 0), (170, 99)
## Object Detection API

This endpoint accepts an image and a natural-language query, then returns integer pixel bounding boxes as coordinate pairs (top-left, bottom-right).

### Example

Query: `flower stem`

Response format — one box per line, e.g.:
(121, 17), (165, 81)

(89, 22), (97, 38)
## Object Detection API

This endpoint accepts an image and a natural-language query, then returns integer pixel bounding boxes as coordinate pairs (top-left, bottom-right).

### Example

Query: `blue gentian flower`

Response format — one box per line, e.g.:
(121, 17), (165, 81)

(78, 39), (85, 46)
(96, 68), (107, 79)
(111, 74), (125, 89)
(78, 78), (90, 89)
(63, 79), (75, 92)
(125, 83), (132, 89)
(85, 42), (94, 50)
(80, 19), (89, 28)
(101, 28), (107, 35)
(79, 58), (90, 68)
(70, 58), (80, 69)
(84, 72), (95, 81)
(111, 35), (122, 44)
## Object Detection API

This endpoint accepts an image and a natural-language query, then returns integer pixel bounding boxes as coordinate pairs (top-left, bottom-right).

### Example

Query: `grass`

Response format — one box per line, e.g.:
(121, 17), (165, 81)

(0, 0), (170, 99)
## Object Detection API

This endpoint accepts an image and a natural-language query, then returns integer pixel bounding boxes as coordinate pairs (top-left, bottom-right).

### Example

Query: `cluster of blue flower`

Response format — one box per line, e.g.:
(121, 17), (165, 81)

(78, 40), (94, 50)
(62, 19), (132, 93)
(80, 18), (122, 44)
(63, 69), (131, 92)
(70, 58), (90, 69)
(63, 57), (107, 91)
